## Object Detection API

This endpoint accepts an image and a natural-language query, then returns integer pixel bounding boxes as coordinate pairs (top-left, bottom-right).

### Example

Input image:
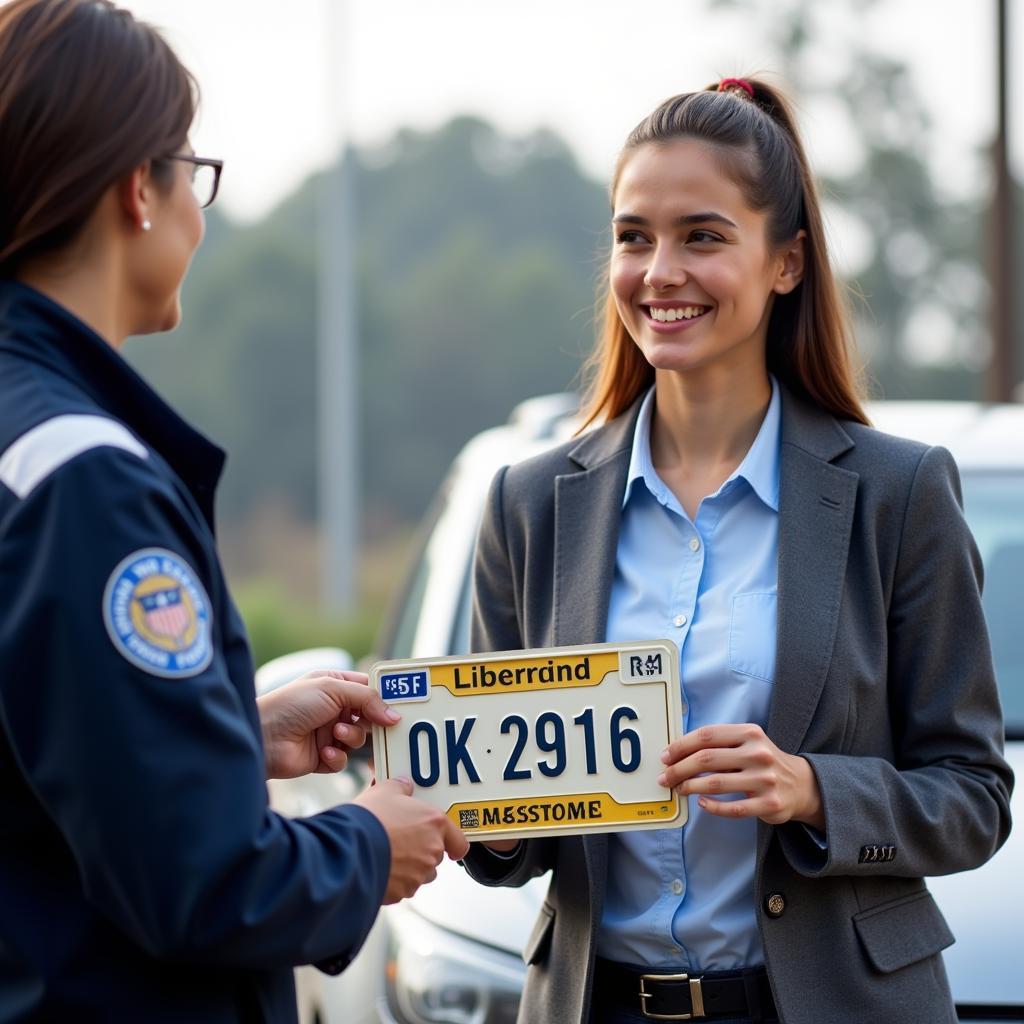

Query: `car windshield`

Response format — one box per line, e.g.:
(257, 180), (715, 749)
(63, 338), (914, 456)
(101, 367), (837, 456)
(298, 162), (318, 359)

(962, 472), (1024, 738)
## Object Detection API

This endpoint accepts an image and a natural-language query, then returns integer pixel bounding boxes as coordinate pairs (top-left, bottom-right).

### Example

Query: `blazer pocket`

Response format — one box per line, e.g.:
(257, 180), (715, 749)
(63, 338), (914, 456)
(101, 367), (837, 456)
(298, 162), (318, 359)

(523, 901), (555, 966)
(853, 890), (954, 973)
(729, 592), (777, 682)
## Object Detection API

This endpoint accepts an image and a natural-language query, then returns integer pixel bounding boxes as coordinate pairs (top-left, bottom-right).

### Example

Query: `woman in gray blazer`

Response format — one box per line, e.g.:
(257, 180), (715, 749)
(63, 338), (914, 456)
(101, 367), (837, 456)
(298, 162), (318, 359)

(463, 78), (1012, 1024)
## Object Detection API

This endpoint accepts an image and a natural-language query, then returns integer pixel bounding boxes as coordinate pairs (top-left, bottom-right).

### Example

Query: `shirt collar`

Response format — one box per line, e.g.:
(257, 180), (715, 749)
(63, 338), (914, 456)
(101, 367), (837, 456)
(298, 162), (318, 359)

(0, 279), (226, 504)
(623, 375), (781, 512)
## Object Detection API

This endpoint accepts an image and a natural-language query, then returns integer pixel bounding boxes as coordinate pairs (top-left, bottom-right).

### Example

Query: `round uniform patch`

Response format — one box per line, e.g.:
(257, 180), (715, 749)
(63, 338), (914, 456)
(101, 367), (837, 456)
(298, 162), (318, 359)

(102, 548), (213, 679)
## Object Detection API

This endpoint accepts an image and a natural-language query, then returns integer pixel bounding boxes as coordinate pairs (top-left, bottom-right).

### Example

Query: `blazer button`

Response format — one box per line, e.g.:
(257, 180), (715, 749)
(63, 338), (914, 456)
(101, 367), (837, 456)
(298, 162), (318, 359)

(764, 893), (786, 918)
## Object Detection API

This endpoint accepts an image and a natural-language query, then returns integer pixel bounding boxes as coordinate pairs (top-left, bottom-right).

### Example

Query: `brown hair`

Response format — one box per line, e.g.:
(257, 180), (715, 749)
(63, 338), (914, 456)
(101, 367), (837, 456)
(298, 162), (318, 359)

(580, 79), (868, 428)
(0, 0), (197, 275)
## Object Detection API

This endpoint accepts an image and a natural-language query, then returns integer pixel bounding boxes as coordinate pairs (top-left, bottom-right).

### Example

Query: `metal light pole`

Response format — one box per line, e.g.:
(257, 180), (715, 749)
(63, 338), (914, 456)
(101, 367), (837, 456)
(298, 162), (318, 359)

(317, 0), (358, 611)
(988, 0), (1016, 402)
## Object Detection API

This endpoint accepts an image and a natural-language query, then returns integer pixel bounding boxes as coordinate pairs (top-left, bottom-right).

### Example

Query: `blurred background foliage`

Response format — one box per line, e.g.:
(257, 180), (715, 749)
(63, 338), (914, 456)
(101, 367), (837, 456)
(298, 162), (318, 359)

(232, 580), (379, 668)
(125, 0), (1022, 662)
(132, 117), (605, 531)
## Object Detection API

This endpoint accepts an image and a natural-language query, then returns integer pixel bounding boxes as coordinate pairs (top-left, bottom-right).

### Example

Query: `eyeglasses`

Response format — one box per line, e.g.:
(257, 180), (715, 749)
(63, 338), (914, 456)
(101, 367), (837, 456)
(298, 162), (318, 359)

(165, 154), (224, 209)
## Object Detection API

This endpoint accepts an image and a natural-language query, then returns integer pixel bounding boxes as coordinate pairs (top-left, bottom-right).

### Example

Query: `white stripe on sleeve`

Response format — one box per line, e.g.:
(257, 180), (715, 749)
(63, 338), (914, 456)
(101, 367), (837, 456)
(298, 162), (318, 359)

(0, 414), (148, 499)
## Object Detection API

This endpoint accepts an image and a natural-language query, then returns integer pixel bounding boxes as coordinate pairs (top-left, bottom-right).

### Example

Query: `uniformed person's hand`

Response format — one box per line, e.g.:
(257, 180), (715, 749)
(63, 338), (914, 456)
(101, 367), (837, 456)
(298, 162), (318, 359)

(354, 776), (470, 903)
(257, 670), (401, 780)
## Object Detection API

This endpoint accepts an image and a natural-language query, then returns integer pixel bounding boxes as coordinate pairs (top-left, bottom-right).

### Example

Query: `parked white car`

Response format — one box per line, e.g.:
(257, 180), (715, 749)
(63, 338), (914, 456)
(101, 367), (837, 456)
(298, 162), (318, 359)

(259, 395), (1023, 1024)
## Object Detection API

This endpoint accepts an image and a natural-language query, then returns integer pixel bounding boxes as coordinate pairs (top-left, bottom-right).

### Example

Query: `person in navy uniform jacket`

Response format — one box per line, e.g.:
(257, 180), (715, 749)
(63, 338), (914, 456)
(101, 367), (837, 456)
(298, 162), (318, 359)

(0, 2), (468, 1021)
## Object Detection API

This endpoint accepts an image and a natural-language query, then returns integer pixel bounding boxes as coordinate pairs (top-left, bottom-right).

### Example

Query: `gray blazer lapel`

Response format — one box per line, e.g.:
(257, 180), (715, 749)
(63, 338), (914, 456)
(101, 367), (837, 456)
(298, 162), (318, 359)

(768, 392), (859, 755)
(552, 403), (640, 907)
(556, 451), (622, 922)
(552, 402), (640, 648)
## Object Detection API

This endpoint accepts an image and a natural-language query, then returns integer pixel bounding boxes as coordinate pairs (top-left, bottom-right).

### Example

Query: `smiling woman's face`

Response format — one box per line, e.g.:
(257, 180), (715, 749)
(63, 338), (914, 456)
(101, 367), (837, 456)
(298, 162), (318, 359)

(610, 137), (790, 380)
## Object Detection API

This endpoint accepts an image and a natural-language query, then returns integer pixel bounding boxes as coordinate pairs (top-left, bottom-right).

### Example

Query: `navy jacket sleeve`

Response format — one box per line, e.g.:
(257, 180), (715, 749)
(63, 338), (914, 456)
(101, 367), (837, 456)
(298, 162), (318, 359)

(0, 446), (389, 969)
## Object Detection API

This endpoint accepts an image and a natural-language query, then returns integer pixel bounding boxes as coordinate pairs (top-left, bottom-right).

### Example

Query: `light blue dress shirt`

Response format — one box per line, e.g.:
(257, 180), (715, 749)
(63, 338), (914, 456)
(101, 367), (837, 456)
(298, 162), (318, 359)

(596, 378), (781, 971)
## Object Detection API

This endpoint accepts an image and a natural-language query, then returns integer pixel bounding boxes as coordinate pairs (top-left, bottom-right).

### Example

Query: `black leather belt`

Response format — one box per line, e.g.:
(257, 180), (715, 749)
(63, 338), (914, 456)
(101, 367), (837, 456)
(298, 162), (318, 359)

(593, 957), (777, 1021)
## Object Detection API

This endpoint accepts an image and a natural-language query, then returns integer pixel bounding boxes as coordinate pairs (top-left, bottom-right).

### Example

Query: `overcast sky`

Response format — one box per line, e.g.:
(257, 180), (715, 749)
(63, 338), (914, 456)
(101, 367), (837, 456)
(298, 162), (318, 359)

(121, 0), (1019, 224)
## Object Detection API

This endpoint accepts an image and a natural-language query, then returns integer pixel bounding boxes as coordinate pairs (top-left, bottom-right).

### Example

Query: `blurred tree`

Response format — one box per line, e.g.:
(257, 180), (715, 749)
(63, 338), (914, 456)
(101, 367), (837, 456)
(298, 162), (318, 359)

(718, 0), (999, 397)
(127, 3), (1022, 598)
(354, 118), (607, 526)
(128, 117), (607, 542)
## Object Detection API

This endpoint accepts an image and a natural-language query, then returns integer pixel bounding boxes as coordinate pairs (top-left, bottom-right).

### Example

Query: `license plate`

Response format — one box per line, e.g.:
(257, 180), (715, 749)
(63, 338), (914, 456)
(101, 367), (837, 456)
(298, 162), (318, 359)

(370, 640), (686, 840)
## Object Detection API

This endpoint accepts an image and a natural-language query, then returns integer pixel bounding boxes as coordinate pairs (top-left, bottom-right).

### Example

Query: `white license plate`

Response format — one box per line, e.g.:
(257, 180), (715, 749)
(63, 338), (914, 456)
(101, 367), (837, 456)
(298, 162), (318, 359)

(370, 640), (686, 840)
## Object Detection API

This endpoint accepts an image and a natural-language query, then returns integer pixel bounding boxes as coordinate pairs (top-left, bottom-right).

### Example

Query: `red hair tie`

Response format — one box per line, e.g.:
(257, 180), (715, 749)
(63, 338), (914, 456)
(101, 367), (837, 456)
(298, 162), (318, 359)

(718, 78), (755, 98)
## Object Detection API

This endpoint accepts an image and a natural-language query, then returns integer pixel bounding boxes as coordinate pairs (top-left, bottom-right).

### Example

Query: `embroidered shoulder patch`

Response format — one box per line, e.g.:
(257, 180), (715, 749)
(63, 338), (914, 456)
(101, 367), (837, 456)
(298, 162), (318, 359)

(102, 548), (213, 678)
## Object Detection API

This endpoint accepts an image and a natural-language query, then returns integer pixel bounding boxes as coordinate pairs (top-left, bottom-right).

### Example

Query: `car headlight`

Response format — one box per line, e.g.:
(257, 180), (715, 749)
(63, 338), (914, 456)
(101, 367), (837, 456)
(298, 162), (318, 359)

(383, 903), (524, 1024)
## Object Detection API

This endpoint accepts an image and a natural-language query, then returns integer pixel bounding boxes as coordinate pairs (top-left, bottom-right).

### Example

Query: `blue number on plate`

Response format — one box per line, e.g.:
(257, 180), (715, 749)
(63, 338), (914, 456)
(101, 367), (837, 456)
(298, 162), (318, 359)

(535, 711), (567, 778)
(500, 706), (645, 782)
(407, 718), (482, 787)
(501, 714), (532, 781)
(409, 721), (440, 786)
(573, 707), (597, 775)
(611, 705), (642, 773)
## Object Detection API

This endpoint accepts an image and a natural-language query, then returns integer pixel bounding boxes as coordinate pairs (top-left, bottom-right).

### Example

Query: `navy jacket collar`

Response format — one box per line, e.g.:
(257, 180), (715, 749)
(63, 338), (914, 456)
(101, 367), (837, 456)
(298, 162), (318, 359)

(0, 279), (226, 515)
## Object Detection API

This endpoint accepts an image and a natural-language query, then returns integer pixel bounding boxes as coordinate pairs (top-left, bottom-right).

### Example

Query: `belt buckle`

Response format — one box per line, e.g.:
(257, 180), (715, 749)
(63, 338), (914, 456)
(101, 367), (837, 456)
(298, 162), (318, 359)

(638, 972), (705, 1020)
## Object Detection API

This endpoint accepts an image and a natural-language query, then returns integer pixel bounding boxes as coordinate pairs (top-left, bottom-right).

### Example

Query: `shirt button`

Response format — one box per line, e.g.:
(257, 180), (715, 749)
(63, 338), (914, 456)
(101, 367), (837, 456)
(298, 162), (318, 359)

(673, 614), (687, 628)
(688, 537), (700, 552)
(670, 878), (684, 895)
